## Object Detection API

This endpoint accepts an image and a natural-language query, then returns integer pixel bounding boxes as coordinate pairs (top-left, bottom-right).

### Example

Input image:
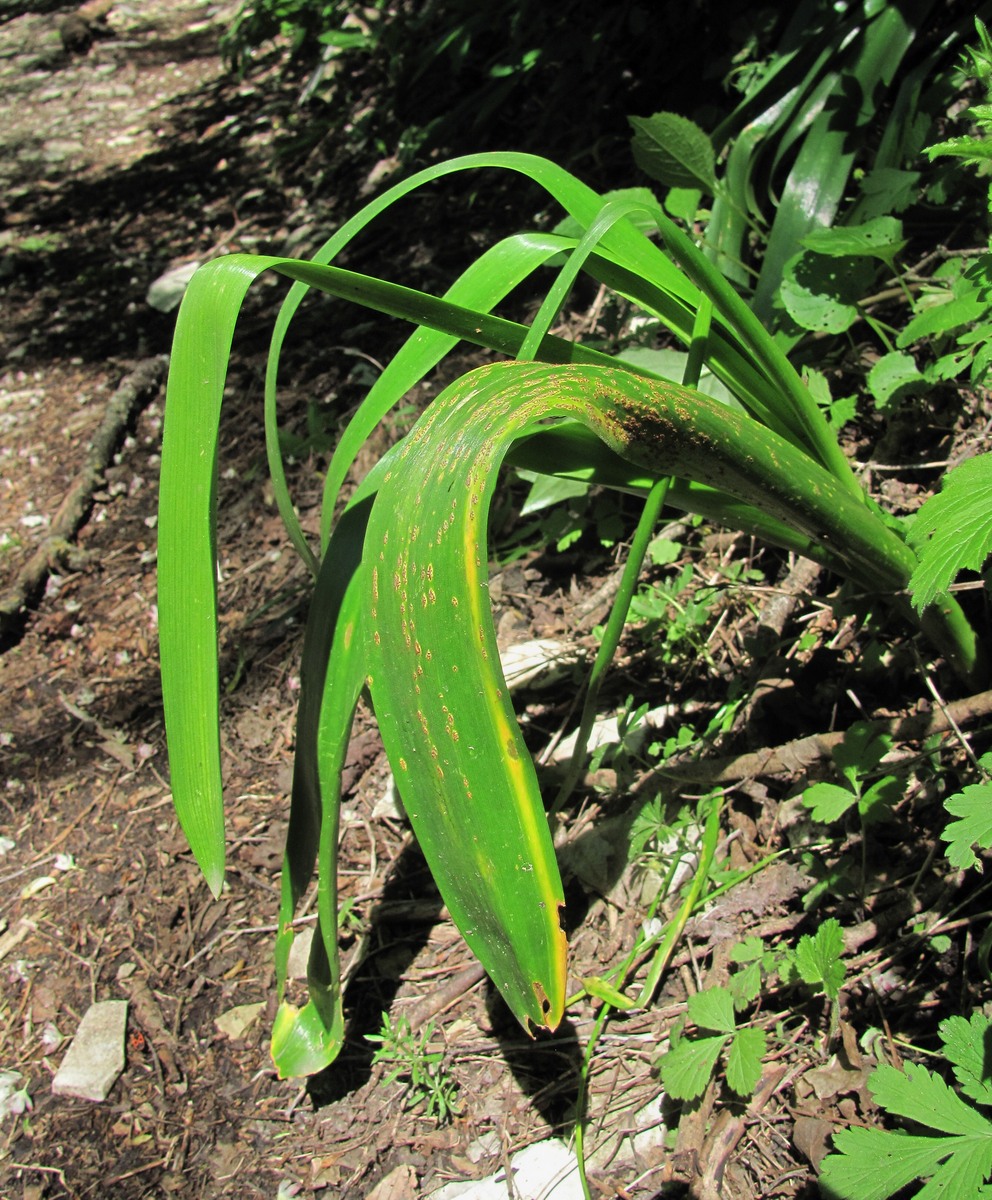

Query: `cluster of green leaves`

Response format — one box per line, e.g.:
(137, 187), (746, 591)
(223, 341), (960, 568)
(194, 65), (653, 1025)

(661, 985), (767, 1102)
(221, 0), (359, 68)
(661, 921), (846, 1102)
(869, 17), (992, 409)
(159, 0), (990, 1089)
(802, 722), (905, 828)
(820, 1012), (992, 1199)
(628, 1), (992, 329)
(627, 548), (762, 669)
(366, 1013), (459, 1123)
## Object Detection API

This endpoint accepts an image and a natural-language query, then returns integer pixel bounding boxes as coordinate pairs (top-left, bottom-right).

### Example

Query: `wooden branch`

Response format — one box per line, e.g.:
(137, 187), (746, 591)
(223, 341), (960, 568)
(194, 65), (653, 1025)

(564, 690), (992, 795)
(650, 688), (992, 787)
(0, 355), (167, 644)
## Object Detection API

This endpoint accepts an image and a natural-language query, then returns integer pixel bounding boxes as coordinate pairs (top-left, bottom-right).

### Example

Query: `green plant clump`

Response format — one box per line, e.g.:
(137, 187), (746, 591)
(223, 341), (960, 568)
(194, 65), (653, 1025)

(156, 0), (992, 1100)
(157, 142), (983, 1078)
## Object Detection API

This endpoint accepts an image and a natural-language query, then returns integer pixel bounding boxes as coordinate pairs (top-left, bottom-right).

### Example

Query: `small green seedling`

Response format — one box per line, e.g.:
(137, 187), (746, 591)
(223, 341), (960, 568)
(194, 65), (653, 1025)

(779, 917), (846, 1002)
(820, 1011), (992, 1199)
(660, 985), (767, 1101)
(366, 1013), (459, 1124)
(802, 722), (904, 826)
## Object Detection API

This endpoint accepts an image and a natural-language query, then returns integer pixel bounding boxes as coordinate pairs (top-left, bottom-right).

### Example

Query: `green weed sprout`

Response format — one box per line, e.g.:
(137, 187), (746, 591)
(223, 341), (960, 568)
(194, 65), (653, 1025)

(157, 152), (983, 1076)
(367, 1014), (459, 1123)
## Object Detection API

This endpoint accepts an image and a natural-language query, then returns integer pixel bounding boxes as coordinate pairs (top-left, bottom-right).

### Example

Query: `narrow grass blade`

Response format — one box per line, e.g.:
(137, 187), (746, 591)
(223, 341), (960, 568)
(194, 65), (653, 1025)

(159, 256), (276, 895)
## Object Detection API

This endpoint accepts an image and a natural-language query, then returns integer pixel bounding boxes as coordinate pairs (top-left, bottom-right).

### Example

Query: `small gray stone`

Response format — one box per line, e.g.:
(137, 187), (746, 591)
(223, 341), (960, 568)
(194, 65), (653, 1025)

(146, 260), (200, 312)
(52, 999), (128, 1101)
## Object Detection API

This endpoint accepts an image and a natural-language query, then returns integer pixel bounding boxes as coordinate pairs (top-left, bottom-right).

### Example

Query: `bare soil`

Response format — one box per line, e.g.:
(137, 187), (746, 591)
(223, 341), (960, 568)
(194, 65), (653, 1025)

(2, 5), (991, 1200)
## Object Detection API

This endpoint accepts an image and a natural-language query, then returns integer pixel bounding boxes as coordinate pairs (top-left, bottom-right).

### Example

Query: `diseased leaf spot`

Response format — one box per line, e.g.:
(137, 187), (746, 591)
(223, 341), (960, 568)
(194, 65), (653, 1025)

(398, 757), (408, 771)
(505, 737), (519, 760)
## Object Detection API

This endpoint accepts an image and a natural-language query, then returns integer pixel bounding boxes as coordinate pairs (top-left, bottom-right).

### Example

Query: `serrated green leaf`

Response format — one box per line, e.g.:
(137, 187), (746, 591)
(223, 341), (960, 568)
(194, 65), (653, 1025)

(867, 351), (925, 410)
(730, 936), (766, 964)
(629, 112), (718, 192)
(908, 454), (992, 611)
(660, 1035), (727, 1101)
(834, 721), (891, 783)
(941, 784), (992, 870)
(858, 774), (903, 824)
(726, 1027), (767, 1096)
(872, 1062), (992, 1137)
(801, 217), (906, 266)
(854, 166), (921, 218)
(820, 1126), (992, 1200)
(940, 1014), (992, 1106)
(928, 135), (992, 163)
(728, 960), (763, 1009)
(688, 985), (737, 1034)
(803, 781), (857, 824)
(794, 917), (845, 999)
(927, 349), (973, 383)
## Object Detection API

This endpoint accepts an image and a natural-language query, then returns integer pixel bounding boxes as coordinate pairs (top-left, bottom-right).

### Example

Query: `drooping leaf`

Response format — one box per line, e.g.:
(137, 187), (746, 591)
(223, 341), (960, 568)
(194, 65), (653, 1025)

(355, 354), (939, 1038)
(908, 454), (992, 610)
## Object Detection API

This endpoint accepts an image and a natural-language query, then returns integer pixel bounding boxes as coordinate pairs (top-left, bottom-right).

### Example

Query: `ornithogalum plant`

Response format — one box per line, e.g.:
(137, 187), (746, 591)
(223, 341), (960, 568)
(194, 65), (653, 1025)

(157, 152), (983, 1076)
